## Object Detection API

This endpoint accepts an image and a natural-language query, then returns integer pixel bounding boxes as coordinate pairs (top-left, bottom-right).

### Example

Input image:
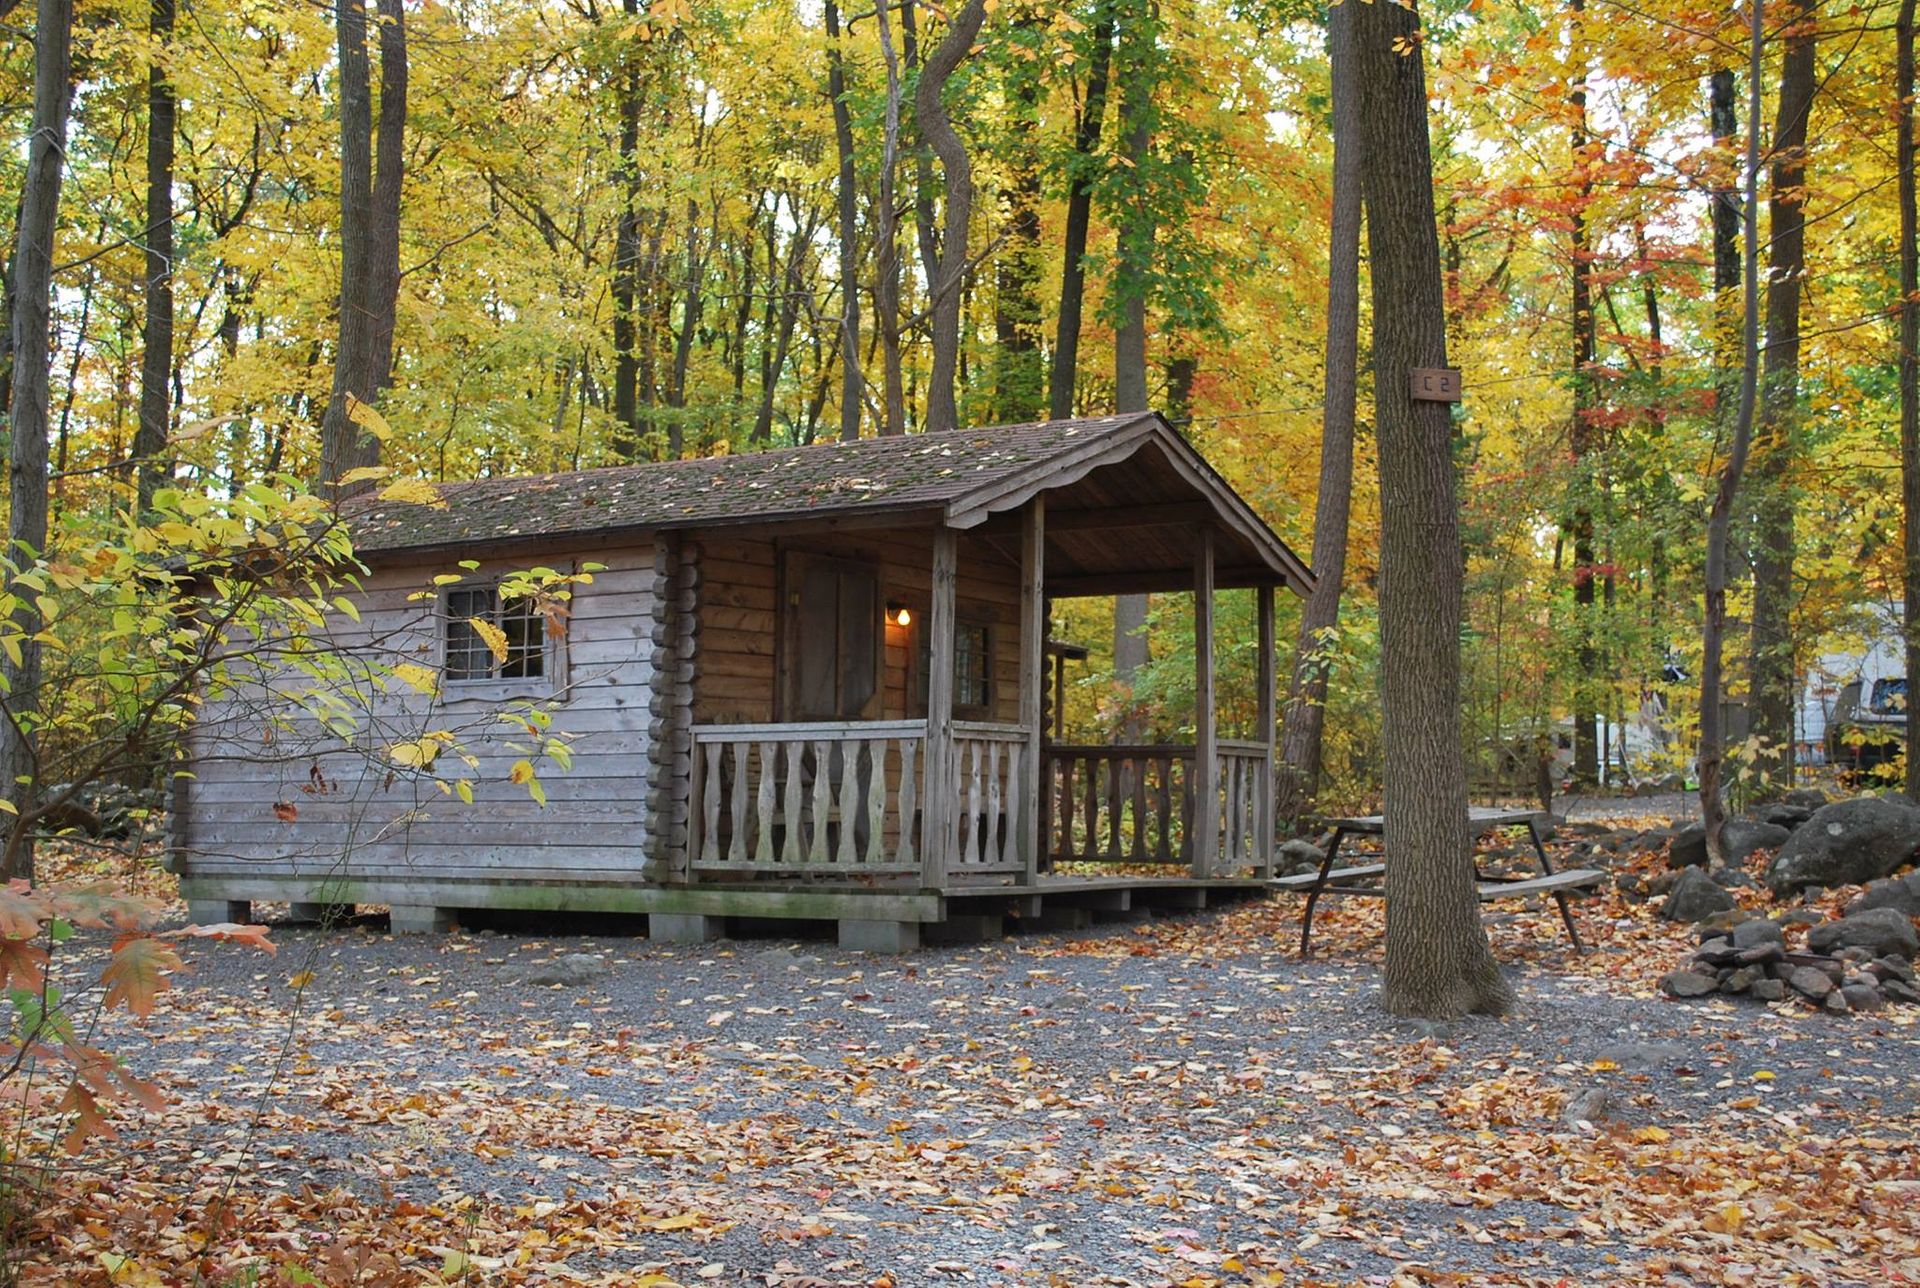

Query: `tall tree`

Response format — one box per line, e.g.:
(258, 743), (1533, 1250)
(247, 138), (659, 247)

(317, 0), (407, 490)
(1701, 16), (1766, 862)
(873, 0), (909, 435)
(1110, 0), (1156, 713)
(1276, 0), (1363, 828)
(914, 0), (989, 433)
(993, 27), (1045, 424)
(1902, 0), (1919, 802)
(1567, 0), (1601, 787)
(131, 0), (176, 515)
(1, 0), (75, 880)
(1353, 0), (1511, 1018)
(825, 0), (862, 442)
(1747, 0), (1818, 795)
(611, 0), (645, 458)
(1047, 2), (1116, 420)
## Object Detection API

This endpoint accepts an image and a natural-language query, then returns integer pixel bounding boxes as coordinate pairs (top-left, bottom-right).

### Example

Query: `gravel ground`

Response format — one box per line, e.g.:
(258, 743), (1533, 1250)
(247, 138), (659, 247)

(78, 899), (1917, 1288)
(1558, 792), (1697, 825)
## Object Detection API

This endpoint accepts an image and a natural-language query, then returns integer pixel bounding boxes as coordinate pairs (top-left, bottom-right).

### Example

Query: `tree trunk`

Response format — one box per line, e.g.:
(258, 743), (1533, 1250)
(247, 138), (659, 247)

(317, 0), (403, 490)
(1568, 0), (1600, 788)
(914, 0), (989, 434)
(1048, 2), (1115, 420)
(667, 196), (703, 457)
(610, 0), (643, 459)
(826, 0), (862, 441)
(1, 0), (74, 880)
(1353, 0), (1510, 1019)
(1701, 14), (1766, 863)
(132, 0), (175, 515)
(1747, 0), (1817, 797)
(873, 0), (908, 434)
(1276, 0), (1362, 830)
(1110, 0), (1155, 718)
(1901, 0), (1920, 801)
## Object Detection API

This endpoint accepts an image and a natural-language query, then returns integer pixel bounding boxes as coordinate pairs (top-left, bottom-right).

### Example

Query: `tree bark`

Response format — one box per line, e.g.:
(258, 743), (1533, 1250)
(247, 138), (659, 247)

(317, 0), (404, 490)
(132, 0), (175, 515)
(1, 0), (74, 880)
(913, 0), (989, 434)
(1353, 0), (1511, 1018)
(1048, 2), (1115, 420)
(873, 0), (908, 434)
(1110, 0), (1155, 720)
(826, 0), (862, 441)
(1747, 0), (1817, 796)
(1901, 0), (1919, 801)
(993, 43), (1044, 424)
(610, 0), (644, 458)
(1568, 0), (1600, 788)
(1276, 0), (1362, 830)
(1701, 13), (1766, 862)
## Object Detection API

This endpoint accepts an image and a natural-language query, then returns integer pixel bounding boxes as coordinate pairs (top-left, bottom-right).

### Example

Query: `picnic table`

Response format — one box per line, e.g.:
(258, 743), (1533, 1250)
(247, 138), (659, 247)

(1271, 807), (1604, 955)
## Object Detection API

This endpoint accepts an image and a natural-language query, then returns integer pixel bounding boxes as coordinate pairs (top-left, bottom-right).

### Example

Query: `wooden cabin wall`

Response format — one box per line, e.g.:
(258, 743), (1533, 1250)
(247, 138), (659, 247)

(692, 526), (1022, 727)
(177, 542), (660, 884)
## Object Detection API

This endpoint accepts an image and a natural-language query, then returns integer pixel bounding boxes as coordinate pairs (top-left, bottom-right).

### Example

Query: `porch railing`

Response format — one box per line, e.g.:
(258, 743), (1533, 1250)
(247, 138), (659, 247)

(690, 721), (925, 876)
(947, 722), (1029, 875)
(1217, 739), (1272, 875)
(1043, 744), (1195, 865)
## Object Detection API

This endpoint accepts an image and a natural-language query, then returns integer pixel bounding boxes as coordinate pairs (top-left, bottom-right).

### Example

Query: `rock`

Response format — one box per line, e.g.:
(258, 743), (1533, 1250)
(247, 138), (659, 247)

(1735, 943), (1786, 967)
(1872, 955), (1917, 983)
(1766, 797), (1920, 895)
(1731, 918), (1786, 950)
(1647, 870), (1679, 897)
(1783, 788), (1830, 809)
(1661, 867), (1736, 923)
(1754, 802), (1813, 830)
(1824, 990), (1852, 1014)
(1805, 908), (1920, 961)
(521, 953), (610, 987)
(1560, 1086), (1613, 1128)
(1668, 824), (1709, 870)
(1661, 969), (1719, 998)
(1722, 820), (1793, 865)
(1844, 872), (1920, 919)
(1722, 966), (1763, 993)
(1750, 978), (1786, 1001)
(1592, 1041), (1690, 1070)
(1837, 945), (1877, 965)
(1711, 867), (1758, 889)
(1774, 907), (1823, 930)
(1277, 838), (1326, 877)
(1883, 978), (1920, 1004)
(1788, 965), (1835, 1000)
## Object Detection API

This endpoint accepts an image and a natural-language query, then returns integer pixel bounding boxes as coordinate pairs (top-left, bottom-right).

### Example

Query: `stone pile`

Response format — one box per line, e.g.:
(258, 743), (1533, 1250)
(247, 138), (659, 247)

(1660, 911), (1920, 1013)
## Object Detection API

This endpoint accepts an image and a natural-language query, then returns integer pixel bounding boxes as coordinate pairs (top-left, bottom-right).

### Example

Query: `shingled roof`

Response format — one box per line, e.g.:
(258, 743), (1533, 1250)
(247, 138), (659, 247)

(345, 413), (1312, 592)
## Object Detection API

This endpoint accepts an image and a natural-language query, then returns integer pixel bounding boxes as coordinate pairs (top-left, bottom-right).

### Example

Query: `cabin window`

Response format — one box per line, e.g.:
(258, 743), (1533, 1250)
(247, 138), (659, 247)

(915, 616), (994, 719)
(783, 553), (880, 720)
(443, 585), (547, 683)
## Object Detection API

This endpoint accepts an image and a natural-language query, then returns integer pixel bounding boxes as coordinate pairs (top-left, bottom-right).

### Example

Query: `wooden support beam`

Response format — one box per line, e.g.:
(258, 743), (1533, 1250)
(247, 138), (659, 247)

(1047, 567), (1283, 599)
(922, 527), (958, 888)
(1019, 497), (1046, 880)
(1256, 584), (1277, 876)
(1192, 528), (1218, 878)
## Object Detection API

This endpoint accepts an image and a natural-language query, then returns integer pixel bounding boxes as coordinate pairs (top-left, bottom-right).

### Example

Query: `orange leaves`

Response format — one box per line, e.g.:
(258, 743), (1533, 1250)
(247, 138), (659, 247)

(100, 936), (184, 1018)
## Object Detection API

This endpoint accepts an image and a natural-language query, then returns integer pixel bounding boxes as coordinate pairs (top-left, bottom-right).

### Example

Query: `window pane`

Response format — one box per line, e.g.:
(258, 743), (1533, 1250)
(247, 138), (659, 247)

(499, 595), (545, 679)
(443, 584), (548, 683)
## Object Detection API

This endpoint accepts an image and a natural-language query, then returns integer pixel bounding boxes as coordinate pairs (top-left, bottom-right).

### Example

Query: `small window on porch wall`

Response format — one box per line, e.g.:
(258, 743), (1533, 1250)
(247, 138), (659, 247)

(916, 618), (993, 719)
(784, 554), (879, 720)
(444, 585), (547, 683)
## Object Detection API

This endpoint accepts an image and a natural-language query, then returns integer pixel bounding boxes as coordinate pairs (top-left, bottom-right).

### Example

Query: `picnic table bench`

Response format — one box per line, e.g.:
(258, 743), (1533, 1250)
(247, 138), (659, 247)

(1271, 807), (1604, 955)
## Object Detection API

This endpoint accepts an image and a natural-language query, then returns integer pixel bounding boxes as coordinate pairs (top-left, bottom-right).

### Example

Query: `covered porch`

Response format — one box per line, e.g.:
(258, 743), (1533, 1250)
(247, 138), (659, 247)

(681, 414), (1311, 906)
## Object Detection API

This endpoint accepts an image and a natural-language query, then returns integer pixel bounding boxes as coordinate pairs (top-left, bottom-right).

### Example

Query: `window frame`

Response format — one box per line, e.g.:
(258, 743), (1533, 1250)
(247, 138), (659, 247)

(435, 572), (569, 704)
(910, 602), (997, 722)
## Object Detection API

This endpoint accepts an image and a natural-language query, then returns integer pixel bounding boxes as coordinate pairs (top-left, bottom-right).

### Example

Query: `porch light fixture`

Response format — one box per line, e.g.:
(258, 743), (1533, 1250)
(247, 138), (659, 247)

(886, 600), (912, 628)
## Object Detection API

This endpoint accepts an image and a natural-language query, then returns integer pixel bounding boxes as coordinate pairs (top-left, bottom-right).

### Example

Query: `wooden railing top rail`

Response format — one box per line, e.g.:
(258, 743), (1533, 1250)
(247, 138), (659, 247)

(954, 720), (1028, 739)
(1046, 742), (1197, 758)
(693, 719), (927, 740)
(1218, 738), (1270, 755)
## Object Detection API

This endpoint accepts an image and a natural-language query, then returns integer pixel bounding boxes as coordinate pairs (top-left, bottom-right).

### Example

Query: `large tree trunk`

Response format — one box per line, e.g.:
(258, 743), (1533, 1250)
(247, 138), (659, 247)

(1701, 19), (1766, 862)
(1747, 0), (1817, 797)
(1, 0), (74, 881)
(1276, 0), (1362, 829)
(1567, 0), (1601, 788)
(913, 0), (989, 434)
(132, 0), (175, 515)
(666, 195), (704, 456)
(825, 0), (862, 441)
(317, 0), (404, 490)
(1353, 0), (1510, 1019)
(1901, 0), (1920, 801)
(873, 0), (908, 434)
(610, 0), (643, 459)
(1047, 2), (1115, 420)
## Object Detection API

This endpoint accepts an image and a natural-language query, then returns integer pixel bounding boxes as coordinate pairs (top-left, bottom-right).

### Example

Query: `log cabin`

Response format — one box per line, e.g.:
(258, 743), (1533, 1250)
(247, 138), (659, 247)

(173, 413), (1312, 949)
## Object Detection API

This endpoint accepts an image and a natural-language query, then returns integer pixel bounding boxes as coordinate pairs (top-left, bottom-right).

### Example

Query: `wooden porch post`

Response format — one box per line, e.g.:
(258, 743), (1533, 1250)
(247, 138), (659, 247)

(922, 527), (958, 888)
(1256, 583), (1277, 877)
(1192, 527), (1218, 877)
(1019, 497), (1046, 881)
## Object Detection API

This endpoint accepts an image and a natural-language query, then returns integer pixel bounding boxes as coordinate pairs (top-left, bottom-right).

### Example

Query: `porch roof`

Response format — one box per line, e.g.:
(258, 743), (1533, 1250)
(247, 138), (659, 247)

(345, 413), (1312, 595)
